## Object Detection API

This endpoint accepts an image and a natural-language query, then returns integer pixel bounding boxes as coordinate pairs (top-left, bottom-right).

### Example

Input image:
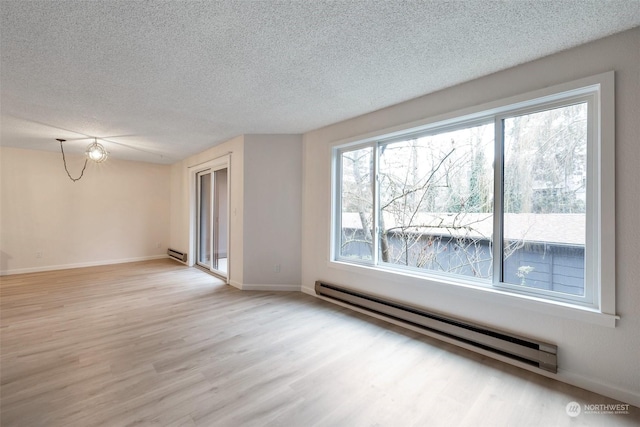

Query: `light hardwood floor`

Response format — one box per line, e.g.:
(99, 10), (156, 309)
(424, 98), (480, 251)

(1, 259), (638, 426)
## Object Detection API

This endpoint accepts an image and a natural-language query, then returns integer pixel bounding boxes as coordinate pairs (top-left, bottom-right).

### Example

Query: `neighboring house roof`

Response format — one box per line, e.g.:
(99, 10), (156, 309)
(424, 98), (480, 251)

(341, 212), (585, 245)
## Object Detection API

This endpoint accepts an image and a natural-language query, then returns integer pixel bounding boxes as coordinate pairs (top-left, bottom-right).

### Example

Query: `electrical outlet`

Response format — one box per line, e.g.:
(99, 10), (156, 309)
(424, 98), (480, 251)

(36, 251), (43, 259)
(274, 264), (281, 273)
(156, 243), (161, 249)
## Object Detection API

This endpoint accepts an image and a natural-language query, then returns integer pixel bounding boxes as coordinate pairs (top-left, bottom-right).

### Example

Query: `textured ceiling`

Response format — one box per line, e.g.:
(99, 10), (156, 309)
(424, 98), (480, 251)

(1, 1), (639, 164)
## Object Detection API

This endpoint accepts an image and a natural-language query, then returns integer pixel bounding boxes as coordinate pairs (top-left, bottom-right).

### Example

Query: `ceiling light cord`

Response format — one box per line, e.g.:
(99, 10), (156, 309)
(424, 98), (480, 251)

(57, 139), (88, 182)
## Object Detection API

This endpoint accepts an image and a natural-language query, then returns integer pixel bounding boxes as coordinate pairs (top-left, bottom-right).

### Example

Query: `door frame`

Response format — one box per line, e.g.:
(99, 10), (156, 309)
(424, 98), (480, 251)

(188, 154), (231, 282)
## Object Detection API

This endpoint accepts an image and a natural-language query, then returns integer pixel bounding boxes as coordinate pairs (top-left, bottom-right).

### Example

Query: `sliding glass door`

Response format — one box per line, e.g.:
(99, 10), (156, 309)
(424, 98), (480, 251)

(196, 167), (229, 277)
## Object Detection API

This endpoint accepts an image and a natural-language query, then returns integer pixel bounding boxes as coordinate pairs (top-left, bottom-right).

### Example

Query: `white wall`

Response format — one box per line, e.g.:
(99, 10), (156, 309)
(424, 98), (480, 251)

(243, 134), (302, 289)
(0, 147), (170, 274)
(301, 28), (640, 405)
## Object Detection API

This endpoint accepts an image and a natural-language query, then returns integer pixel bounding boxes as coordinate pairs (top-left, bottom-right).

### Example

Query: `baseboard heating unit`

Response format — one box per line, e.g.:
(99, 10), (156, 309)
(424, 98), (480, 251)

(167, 248), (187, 263)
(315, 280), (557, 373)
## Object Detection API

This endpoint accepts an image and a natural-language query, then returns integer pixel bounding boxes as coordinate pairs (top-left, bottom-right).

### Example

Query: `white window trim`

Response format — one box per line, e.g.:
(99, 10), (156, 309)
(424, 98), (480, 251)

(330, 71), (617, 327)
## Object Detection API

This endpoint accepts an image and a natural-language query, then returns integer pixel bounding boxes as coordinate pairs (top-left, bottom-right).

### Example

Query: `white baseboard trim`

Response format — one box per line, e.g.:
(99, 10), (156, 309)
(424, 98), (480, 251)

(0, 255), (169, 276)
(556, 369), (640, 408)
(301, 286), (315, 297)
(302, 284), (640, 408)
(242, 283), (301, 292)
(228, 280), (300, 292)
(229, 280), (243, 290)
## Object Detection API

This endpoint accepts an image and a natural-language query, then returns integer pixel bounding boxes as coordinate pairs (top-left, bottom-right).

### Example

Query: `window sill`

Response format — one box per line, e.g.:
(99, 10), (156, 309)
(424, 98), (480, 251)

(327, 260), (619, 328)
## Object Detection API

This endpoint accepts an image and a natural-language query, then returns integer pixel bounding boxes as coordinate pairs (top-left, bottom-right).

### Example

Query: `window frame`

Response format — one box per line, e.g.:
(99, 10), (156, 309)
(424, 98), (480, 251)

(330, 72), (616, 324)
(492, 94), (596, 306)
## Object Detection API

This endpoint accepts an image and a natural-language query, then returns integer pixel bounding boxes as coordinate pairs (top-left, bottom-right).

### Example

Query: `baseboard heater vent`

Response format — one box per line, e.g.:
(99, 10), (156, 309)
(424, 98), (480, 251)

(167, 248), (187, 263)
(315, 281), (557, 373)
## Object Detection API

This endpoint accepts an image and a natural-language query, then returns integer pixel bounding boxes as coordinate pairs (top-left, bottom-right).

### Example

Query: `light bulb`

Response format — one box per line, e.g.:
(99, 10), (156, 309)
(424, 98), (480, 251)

(89, 148), (101, 161)
(85, 139), (108, 163)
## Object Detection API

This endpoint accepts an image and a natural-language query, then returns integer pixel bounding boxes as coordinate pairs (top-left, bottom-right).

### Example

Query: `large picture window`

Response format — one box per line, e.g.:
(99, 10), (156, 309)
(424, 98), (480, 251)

(333, 74), (614, 311)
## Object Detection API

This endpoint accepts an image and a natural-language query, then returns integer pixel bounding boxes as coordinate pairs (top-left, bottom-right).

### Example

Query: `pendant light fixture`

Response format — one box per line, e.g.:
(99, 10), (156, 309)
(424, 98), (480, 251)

(85, 138), (109, 163)
(57, 138), (109, 182)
